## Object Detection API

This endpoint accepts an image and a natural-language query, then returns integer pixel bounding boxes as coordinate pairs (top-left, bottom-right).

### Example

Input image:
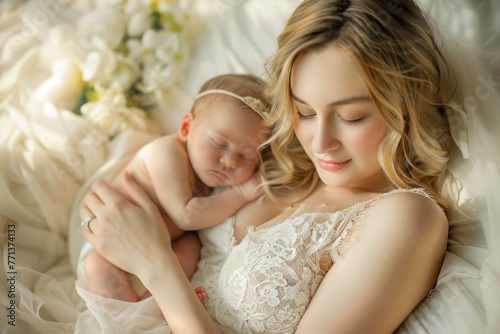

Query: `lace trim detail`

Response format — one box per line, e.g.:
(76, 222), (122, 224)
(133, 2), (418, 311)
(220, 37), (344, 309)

(327, 202), (366, 264)
(228, 215), (237, 250)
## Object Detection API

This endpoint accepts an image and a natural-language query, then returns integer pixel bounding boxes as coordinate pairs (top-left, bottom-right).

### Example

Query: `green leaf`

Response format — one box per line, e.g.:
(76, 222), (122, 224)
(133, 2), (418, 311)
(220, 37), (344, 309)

(72, 85), (98, 115)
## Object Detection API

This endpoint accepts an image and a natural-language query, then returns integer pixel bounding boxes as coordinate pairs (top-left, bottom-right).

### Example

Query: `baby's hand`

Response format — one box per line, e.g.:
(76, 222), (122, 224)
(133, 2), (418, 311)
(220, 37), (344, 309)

(233, 172), (264, 202)
(195, 286), (207, 303)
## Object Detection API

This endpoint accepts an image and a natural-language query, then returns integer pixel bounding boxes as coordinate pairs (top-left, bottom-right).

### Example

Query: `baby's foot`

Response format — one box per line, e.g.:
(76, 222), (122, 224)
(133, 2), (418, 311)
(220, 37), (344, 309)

(194, 286), (207, 303)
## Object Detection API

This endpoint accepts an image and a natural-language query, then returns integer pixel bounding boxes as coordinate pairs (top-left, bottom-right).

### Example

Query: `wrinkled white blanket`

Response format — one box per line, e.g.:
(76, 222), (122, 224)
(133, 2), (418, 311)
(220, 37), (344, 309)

(1, 0), (499, 333)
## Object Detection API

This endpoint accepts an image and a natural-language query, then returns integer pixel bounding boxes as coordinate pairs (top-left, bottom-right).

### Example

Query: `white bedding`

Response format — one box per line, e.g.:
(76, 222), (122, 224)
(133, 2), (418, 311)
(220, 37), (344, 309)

(0, 0), (499, 333)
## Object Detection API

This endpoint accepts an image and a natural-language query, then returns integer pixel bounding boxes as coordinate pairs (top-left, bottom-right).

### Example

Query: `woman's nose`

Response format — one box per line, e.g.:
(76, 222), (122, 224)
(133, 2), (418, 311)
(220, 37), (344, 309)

(311, 120), (341, 154)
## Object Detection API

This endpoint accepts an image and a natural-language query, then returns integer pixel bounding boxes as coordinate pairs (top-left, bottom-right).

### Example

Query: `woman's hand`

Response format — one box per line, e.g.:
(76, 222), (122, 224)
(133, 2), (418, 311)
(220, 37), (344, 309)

(81, 173), (222, 333)
(80, 172), (172, 279)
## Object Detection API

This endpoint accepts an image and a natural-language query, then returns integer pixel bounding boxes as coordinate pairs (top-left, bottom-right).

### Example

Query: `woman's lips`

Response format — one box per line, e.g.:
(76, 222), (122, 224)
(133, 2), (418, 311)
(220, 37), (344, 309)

(316, 158), (351, 171)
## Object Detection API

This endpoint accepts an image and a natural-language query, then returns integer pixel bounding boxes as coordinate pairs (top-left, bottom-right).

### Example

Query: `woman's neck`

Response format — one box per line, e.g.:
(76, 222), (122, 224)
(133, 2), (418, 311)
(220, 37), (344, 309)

(302, 176), (394, 210)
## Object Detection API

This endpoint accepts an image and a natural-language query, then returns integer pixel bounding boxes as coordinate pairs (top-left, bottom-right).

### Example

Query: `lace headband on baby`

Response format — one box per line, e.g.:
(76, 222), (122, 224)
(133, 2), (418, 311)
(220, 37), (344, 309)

(194, 89), (268, 120)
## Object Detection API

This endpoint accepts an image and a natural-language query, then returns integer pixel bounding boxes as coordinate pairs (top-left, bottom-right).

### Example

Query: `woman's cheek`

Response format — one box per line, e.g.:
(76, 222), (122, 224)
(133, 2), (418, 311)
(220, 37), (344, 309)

(353, 124), (387, 154)
(293, 121), (314, 149)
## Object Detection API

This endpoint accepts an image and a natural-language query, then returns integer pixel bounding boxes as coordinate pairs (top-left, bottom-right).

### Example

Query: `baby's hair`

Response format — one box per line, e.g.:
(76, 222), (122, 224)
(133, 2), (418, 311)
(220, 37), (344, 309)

(192, 74), (269, 116)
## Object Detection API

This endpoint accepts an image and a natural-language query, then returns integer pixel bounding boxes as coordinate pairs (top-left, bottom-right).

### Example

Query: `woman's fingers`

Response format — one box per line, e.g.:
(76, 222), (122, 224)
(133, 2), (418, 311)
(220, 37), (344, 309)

(80, 179), (121, 244)
(90, 178), (124, 208)
(80, 203), (92, 222)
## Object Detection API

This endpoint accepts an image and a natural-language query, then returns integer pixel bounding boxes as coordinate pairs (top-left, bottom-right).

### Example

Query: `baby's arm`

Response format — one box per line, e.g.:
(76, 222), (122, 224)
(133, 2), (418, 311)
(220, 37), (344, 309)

(174, 173), (264, 230)
(143, 137), (262, 231)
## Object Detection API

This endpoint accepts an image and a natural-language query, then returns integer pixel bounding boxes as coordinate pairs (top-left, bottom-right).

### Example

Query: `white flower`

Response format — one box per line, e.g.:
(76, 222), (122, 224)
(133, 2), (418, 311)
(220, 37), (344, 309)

(82, 37), (140, 92)
(82, 51), (113, 83)
(125, 38), (144, 62)
(31, 59), (84, 111)
(41, 25), (81, 64)
(140, 31), (184, 92)
(124, 0), (150, 17)
(157, 0), (186, 24)
(155, 33), (180, 62)
(141, 28), (159, 50)
(111, 56), (141, 92)
(77, 6), (127, 50)
(104, 0), (123, 6)
(127, 11), (150, 37)
(142, 60), (178, 92)
(81, 37), (117, 84)
(80, 94), (150, 137)
(69, 0), (191, 138)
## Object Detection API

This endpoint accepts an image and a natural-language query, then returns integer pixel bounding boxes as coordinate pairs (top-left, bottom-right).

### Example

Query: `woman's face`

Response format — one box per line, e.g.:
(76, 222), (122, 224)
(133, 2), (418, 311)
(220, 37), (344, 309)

(291, 46), (389, 190)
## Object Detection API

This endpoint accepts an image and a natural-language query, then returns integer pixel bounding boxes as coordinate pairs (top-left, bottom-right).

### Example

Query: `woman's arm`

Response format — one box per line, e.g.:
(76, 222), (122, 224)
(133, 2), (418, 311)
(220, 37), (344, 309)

(81, 173), (221, 334)
(295, 192), (448, 334)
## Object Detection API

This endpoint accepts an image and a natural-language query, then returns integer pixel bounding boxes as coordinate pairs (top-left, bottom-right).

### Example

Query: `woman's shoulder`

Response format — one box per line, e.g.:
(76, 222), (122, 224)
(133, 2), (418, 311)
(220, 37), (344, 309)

(366, 188), (448, 236)
(329, 187), (448, 279)
(374, 188), (442, 214)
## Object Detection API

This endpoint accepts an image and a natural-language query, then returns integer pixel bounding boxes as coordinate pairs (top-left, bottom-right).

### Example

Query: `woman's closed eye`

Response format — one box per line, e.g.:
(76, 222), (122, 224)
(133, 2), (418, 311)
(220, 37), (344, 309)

(337, 115), (365, 125)
(295, 105), (316, 120)
(295, 107), (366, 124)
(296, 110), (316, 120)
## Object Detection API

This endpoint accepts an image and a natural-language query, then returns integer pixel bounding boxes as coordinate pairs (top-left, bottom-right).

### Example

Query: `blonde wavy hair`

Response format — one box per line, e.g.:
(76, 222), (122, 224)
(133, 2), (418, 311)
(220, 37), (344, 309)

(261, 0), (454, 214)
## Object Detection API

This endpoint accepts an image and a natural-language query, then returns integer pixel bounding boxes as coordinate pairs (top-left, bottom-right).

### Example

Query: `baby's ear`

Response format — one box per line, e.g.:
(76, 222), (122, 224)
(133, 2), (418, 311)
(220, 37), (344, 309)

(178, 113), (194, 141)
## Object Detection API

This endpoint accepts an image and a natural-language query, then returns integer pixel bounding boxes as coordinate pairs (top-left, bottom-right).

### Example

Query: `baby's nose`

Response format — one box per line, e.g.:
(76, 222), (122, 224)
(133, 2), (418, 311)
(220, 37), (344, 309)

(220, 155), (237, 169)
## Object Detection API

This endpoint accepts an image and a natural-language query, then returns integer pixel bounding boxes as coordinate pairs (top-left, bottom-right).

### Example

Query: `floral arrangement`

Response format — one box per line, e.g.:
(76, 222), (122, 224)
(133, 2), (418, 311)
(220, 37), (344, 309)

(68, 0), (191, 137)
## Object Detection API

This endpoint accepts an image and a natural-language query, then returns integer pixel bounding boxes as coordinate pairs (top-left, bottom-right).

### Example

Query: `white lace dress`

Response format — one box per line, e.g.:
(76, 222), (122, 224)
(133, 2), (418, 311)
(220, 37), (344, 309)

(194, 188), (432, 334)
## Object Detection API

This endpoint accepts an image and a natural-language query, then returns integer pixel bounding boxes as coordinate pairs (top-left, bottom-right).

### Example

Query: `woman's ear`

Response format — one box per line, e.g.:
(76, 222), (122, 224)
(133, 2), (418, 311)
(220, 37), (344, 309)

(178, 113), (194, 141)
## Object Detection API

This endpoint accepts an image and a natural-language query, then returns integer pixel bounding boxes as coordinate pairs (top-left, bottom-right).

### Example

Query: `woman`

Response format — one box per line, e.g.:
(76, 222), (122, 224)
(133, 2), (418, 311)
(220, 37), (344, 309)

(80, 0), (454, 332)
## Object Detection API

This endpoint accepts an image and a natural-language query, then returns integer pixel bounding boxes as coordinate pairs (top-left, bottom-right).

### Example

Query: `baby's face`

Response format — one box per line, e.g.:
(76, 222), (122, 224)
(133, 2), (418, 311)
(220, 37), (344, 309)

(187, 98), (268, 188)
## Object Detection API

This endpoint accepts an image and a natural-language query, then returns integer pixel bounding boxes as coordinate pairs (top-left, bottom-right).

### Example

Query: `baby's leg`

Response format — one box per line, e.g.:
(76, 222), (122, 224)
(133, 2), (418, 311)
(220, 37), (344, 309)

(137, 233), (204, 302)
(84, 250), (139, 302)
(173, 234), (207, 303)
(172, 232), (201, 280)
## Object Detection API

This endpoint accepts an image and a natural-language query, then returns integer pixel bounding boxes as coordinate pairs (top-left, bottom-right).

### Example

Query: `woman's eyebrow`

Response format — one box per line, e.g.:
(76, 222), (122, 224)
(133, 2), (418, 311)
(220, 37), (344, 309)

(291, 93), (371, 107)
